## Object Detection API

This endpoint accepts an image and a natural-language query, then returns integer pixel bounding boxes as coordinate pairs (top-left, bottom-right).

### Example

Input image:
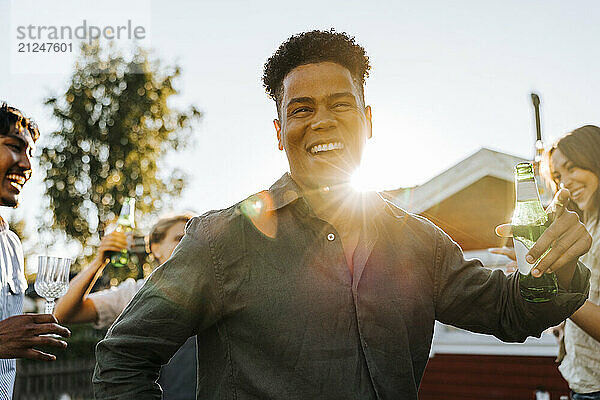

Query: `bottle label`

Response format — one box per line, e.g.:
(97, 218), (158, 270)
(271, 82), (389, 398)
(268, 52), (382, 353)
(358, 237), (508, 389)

(516, 180), (539, 202)
(514, 237), (535, 274)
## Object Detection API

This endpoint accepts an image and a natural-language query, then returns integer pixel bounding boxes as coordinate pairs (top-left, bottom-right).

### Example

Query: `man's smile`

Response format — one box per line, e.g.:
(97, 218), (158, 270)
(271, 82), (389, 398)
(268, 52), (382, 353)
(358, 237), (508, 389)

(308, 141), (344, 155)
(5, 173), (27, 192)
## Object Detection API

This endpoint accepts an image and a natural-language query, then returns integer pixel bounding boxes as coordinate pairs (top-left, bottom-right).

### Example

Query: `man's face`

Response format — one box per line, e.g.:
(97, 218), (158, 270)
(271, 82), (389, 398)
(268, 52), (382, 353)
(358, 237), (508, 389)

(0, 124), (34, 207)
(275, 62), (372, 190)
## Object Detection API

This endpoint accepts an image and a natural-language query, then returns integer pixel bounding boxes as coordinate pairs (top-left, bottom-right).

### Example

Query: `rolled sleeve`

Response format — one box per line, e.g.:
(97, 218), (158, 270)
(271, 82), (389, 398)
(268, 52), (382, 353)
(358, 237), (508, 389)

(434, 227), (590, 342)
(532, 260), (590, 314)
(93, 217), (222, 399)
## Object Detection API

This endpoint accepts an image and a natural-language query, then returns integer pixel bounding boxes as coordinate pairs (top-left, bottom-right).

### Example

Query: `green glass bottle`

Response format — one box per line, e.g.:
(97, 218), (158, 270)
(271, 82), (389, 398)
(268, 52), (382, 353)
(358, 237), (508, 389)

(108, 197), (136, 268)
(511, 162), (557, 302)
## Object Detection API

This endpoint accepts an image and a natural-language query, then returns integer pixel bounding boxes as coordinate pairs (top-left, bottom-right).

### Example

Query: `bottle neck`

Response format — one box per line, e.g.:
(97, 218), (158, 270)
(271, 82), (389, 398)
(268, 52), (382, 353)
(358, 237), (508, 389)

(119, 203), (131, 217)
(516, 178), (541, 203)
(117, 199), (135, 228)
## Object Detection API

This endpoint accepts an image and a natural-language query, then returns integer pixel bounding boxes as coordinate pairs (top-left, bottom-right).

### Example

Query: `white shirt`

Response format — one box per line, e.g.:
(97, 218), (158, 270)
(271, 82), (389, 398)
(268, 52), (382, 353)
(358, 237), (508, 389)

(559, 219), (600, 393)
(88, 277), (146, 329)
(0, 218), (28, 400)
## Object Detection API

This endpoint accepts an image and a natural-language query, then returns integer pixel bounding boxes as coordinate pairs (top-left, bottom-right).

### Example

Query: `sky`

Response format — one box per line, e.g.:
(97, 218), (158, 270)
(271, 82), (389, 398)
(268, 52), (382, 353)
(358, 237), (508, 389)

(1, 0), (599, 256)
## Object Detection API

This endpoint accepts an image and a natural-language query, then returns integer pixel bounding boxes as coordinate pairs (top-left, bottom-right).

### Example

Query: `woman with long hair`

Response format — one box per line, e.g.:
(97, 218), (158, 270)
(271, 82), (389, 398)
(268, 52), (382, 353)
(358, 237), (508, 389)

(544, 125), (600, 399)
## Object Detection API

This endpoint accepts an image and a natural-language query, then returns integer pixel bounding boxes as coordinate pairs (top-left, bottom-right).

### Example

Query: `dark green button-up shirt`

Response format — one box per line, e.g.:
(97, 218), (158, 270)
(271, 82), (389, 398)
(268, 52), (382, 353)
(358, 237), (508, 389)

(93, 173), (590, 399)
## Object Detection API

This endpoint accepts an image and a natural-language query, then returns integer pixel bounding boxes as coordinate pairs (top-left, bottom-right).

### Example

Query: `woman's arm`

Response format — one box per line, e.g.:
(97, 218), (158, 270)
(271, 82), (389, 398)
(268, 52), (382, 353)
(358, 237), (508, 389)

(569, 300), (600, 342)
(54, 231), (128, 324)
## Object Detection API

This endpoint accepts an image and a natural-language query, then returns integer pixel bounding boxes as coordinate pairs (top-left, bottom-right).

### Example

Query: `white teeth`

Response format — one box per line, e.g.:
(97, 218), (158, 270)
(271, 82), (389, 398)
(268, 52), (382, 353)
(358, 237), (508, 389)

(9, 181), (22, 190)
(5, 174), (26, 187)
(310, 142), (344, 154)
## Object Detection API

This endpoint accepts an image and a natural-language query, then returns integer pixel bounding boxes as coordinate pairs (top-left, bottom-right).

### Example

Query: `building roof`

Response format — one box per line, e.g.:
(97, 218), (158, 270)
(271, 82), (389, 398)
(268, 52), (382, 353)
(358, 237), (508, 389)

(385, 148), (529, 250)
(387, 148), (528, 213)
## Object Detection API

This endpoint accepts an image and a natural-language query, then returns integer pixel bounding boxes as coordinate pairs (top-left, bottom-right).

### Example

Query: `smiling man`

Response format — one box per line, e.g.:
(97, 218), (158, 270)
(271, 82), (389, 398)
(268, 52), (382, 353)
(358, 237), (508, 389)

(0, 103), (71, 399)
(273, 62), (372, 190)
(93, 30), (591, 399)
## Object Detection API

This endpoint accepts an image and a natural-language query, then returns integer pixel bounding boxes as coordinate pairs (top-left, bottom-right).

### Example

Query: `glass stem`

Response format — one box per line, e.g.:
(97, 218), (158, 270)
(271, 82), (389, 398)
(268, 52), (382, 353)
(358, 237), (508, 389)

(44, 299), (55, 315)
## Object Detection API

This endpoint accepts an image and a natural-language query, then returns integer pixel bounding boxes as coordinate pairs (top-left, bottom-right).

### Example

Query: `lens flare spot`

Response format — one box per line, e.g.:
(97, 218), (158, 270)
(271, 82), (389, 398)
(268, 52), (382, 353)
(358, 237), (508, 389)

(240, 191), (277, 239)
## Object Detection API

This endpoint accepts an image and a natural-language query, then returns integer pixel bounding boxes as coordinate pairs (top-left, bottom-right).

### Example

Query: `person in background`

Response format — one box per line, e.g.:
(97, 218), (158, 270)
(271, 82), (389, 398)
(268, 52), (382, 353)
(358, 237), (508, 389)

(544, 125), (600, 400)
(0, 103), (71, 399)
(93, 30), (591, 399)
(568, 302), (600, 343)
(494, 125), (600, 399)
(55, 212), (196, 399)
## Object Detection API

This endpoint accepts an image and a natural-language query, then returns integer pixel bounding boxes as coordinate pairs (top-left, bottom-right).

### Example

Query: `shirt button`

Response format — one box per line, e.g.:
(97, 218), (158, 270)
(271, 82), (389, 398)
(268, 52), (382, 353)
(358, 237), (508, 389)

(327, 233), (335, 241)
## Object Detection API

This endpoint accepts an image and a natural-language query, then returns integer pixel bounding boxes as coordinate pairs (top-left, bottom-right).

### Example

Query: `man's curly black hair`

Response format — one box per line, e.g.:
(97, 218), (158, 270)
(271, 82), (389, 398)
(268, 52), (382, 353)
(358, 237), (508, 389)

(0, 102), (40, 142)
(263, 29), (371, 117)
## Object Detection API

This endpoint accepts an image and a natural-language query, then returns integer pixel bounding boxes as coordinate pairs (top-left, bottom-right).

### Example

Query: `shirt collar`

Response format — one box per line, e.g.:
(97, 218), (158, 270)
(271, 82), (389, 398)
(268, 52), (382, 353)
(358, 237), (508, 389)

(379, 194), (408, 220)
(267, 172), (403, 220)
(267, 173), (302, 211)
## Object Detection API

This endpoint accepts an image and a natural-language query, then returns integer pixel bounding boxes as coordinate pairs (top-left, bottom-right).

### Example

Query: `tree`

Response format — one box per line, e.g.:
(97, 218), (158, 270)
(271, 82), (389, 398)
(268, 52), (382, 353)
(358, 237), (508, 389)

(40, 43), (200, 262)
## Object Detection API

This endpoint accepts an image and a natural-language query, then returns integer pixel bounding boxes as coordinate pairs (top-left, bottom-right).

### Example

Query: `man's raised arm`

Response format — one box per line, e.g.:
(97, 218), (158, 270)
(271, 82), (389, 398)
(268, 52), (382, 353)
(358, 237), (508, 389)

(434, 224), (590, 342)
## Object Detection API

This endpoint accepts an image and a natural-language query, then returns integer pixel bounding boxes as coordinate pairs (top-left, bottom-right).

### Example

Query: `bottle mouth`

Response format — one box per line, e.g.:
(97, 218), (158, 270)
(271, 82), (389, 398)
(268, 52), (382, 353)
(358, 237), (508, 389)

(515, 162), (533, 175)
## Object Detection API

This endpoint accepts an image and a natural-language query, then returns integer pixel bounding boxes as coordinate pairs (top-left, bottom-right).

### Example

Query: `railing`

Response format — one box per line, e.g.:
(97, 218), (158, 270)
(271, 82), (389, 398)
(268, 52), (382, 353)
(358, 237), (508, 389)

(13, 324), (105, 400)
(14, 357), (96, 400)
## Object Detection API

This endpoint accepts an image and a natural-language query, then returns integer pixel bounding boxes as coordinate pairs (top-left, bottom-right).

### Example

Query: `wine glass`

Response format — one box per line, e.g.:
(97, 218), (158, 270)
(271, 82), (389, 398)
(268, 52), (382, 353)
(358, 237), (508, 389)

(34, 255), (72, 315)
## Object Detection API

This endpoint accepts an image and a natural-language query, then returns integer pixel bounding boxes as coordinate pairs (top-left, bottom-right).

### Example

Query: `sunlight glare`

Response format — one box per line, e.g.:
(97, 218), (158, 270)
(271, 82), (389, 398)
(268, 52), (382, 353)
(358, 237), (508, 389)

(351, 166), (378, 192)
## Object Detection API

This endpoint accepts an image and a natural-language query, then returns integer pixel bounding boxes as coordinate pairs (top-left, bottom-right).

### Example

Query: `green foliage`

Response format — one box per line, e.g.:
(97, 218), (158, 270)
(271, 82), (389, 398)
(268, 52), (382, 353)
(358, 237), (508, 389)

(41, 43), (200, 260)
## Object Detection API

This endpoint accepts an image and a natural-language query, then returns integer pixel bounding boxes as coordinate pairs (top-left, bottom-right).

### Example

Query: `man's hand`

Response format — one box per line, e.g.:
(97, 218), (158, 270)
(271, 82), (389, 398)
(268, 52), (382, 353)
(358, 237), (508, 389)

(96, 230), (128, 263)
(495, 188), (592, 287)
(0, 314), (71, 361)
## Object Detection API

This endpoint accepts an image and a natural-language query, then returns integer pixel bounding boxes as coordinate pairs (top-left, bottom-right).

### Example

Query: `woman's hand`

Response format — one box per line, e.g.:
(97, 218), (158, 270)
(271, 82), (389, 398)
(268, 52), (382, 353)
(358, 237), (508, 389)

(95, 230), (129, 263)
